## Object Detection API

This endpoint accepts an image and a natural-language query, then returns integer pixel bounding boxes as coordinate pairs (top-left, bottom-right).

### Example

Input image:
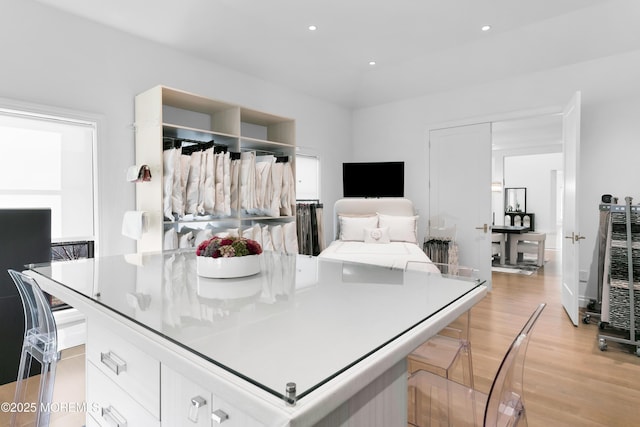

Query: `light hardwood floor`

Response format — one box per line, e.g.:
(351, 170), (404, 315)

(0, 346), (85, 427)
(472, 250), (640, 426)
(2, 250), (640, 426)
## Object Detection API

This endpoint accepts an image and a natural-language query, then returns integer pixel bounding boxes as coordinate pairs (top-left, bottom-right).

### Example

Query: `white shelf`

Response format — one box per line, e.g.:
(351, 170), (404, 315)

(134, 85), (296, 252)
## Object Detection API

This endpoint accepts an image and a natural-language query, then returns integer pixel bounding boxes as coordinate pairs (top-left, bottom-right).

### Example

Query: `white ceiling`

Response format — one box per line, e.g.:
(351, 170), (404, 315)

(33, 0), (640, 109)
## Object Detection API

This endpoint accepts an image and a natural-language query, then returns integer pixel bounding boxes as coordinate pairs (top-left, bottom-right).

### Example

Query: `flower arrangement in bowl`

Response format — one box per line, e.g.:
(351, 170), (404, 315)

(196, 236), (263, 278)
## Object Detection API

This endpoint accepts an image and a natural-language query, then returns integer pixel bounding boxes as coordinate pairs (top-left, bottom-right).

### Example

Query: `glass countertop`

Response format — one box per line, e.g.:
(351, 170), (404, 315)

(29, 251), (483, 404)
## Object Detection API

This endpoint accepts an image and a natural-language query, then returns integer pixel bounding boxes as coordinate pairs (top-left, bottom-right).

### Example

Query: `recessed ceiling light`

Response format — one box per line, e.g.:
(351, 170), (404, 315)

(369, 61), (376, 66)
(481, 25), (491, 32)
(308, 25), (317, 31)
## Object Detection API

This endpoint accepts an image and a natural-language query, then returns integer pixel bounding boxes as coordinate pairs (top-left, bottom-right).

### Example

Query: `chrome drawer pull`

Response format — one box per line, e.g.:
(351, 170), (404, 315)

(100, 351), (127, 375)
(188, 395), (207, 423)
(212, 409), (229, 424)
(101, 405), (127, 427)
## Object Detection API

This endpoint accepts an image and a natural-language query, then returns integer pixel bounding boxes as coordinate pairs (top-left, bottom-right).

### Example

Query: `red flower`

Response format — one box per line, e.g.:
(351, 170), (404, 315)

(196, 239), (209, 256)
(246, 240), (263, 255)
(196, 236), (263, 258)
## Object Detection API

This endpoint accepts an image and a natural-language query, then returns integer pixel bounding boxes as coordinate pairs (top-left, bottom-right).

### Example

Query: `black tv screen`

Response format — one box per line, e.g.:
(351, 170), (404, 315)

(342, 162), (404, 198)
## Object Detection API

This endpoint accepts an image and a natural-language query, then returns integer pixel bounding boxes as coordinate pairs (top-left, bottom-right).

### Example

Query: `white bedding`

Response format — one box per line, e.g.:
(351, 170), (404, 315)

(319, 240), (441, 274)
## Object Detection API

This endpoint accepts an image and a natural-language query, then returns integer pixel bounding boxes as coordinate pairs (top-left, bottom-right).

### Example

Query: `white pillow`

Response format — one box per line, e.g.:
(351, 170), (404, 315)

(378, 214), (418, 243)
(364, 227), (390, 244)
(339, 214), (378, 241)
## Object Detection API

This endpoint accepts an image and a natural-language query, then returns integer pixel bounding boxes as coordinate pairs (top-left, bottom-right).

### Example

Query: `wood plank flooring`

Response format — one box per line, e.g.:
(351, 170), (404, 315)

(471, 250), (640, 426)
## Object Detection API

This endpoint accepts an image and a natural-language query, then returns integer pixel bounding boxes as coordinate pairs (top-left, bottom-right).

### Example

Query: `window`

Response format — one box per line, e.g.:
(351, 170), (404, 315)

(295, 154), (320, 201)
(0, 105), (97, 247)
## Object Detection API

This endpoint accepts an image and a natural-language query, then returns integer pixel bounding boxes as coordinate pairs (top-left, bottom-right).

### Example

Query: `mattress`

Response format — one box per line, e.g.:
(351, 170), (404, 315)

(319, 241), (441, 274)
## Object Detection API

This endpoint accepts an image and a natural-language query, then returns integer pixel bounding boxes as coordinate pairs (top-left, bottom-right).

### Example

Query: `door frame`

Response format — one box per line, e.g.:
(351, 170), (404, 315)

(427, 106), (562, 134)
(425, 104), (569, 274)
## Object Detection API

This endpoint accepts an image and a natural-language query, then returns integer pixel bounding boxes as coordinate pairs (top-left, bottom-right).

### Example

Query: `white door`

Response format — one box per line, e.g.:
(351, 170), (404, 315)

(429, 123), (493, 288)
(561, 92), (582, 326)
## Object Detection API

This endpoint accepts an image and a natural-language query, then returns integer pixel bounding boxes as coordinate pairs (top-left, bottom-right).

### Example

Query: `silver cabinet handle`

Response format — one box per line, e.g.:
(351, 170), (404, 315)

(100, 351), (127, 375)
(212, 409), (229, 424)
(101, 405), (127, 427)
(188, 396), (207, 423)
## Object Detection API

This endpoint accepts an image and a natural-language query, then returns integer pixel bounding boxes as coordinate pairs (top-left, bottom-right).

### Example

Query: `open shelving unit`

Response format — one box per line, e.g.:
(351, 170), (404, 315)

(134, 85), (296, 252)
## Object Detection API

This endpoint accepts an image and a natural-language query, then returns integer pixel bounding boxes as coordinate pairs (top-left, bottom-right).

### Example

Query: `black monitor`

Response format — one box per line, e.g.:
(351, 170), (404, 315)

(342, 162), (404, 198)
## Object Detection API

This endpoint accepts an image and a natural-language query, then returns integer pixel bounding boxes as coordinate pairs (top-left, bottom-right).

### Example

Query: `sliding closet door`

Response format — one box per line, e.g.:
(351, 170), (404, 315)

(429, 123), (492, 288)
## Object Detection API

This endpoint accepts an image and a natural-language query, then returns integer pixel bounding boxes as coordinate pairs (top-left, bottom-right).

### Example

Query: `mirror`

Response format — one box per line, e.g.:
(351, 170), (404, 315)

(504, 187), (526, 212)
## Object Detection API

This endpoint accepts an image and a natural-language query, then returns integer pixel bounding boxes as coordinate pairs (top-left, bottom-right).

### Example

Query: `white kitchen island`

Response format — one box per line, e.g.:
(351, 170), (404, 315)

(27, 251), (486, 427)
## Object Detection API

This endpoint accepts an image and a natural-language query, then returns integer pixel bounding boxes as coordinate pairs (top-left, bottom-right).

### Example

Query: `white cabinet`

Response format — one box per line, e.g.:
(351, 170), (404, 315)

(134, 86), (296, 253)
(86, 320), (160, 417)
(85, 318), (268, 426)
(87, 362), (160, 427)
(161, 364), (267, 427)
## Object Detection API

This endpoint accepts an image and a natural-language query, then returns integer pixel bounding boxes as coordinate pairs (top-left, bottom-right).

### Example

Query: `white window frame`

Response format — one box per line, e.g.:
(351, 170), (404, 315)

(0, 97), (100, 255)
(295, 152), (321, 202)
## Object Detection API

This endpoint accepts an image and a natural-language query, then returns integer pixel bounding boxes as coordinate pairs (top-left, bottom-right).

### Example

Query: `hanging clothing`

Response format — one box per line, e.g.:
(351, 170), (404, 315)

(296, 202), (325, 256)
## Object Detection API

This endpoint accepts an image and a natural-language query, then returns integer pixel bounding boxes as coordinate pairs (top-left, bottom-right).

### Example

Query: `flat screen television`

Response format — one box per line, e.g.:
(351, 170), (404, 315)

(342, 161), (404, 198)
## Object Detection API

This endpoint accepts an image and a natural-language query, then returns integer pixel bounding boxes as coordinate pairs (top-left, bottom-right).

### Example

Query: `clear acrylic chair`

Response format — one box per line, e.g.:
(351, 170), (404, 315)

(406, 260), (477, 388)
(9, 269), (60, 427)
(408, 303), (546, 427)
(408, 311), (474, 388)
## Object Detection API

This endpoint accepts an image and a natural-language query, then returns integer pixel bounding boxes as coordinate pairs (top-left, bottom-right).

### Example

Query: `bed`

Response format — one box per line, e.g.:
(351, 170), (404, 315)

(318, 198), (441, 273)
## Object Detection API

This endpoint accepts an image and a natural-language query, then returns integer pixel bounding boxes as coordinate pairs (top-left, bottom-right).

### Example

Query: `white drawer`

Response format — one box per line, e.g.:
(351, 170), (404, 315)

(87, 362), (160, 427)
(162, 364), (211, 427)
(86, 320), (160, 416)
(161, 365), (266, 427)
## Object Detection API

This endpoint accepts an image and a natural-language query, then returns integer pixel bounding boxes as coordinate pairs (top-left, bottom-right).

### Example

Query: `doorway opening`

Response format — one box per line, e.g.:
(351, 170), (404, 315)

(491, 114), (563, 265)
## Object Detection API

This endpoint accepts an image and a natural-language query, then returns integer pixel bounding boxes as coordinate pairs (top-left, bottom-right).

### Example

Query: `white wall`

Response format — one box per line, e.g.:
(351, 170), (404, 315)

(580, 96), (640, 303)
(353, 48), (640, 304)
(1, 0), (350, 254)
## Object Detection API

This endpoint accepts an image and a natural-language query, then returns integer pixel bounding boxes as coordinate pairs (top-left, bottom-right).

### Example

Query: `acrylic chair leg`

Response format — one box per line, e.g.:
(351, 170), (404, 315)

(461, 342), (475, 389)
(462, 343), (480, 426)
(12, 346), (33, 427)
(414, 380), (434, 427)
(36, 360), (57, 427)
(13, 346), (32, 400)
(458, 310), (475, 389)
(407, 383), (417, 426)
